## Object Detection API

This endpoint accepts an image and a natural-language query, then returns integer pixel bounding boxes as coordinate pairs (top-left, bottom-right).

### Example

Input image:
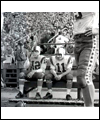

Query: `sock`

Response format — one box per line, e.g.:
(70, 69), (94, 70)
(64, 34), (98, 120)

(66, 89), (71, 95)
(46, 80), (52, 89)
(48, 89), (52, 94)
(37, 79), (43, 94)
(66, 80), (72, 95)
(37, 86), (42, 94)
(46, 80), (52, 94)
(19, 85), (24, 94)
(19, 79), (25, 94)
(82, 82), (95, 107)
(80, 89), (83, 99)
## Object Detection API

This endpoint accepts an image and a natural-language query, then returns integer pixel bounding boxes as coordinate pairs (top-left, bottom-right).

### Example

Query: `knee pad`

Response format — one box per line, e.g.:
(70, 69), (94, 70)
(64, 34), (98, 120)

(45, 73), (53, 80)
(46, 79), (52, 84)
(77, 69), (87, 88)
(19, 72), (25, 79)
(67, 79), (73, 83)
(67, 73), (73, 80)
(34, 72), (44, 79)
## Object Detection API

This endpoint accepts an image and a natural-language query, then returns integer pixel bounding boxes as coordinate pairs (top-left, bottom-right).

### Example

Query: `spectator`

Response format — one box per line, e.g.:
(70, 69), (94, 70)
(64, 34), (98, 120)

(40, 31), (55, 54)
(15, 46), (47, 99)
(54, 31), (69, 54)
(3, 43), (15, 64)
(14, 41), (27, 83)
(1, 47), (6, 88)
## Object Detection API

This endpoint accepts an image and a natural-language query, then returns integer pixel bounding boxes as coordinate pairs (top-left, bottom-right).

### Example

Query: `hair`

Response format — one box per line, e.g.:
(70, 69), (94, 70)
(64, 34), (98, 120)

(75, 12), (82, 20)
(30, 36), (34, 41)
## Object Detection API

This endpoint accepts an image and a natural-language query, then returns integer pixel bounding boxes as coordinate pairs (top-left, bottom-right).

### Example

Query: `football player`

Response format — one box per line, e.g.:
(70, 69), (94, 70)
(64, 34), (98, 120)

(43, 47), (73, 100)
(73, 12), (99, 107)
(15, 46), (47, 99)
(54, 34), (69, 54)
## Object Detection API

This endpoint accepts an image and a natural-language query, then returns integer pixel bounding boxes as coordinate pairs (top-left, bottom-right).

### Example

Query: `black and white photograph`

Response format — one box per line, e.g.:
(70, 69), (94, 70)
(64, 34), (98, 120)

(1, 1), (99, 119)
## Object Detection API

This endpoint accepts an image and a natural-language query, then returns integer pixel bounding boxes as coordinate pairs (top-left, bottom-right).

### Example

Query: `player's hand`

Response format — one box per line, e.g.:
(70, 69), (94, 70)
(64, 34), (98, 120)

(27, 70), (34, 78)
(55, 75), (61, 81)
(57, 75), (62, 80)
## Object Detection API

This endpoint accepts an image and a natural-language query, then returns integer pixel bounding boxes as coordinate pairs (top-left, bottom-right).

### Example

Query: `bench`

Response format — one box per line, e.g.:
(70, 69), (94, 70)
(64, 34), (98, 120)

(24, 78), (99, 100)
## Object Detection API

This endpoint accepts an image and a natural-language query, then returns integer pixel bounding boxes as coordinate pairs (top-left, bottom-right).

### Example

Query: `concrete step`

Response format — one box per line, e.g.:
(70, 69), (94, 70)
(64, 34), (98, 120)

(9, 98), (99, 107)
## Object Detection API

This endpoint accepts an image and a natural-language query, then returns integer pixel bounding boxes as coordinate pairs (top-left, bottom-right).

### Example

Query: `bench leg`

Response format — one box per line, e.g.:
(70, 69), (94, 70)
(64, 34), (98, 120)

(24, 87), (36, 95)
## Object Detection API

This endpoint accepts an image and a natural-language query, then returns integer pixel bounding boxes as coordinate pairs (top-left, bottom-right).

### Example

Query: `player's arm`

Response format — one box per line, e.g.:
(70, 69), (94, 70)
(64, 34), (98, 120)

(85, 28), (99, 36)
(25, 59), (33, 74)
(59, 68), (72, 78)
(40, 57), (48, 73)
(50, 66), (58, 77)
(85, 12), (99, 36)
(64, 37), (69, 43)
(93, 12), (99, 35)
(49, 57), (58, 78)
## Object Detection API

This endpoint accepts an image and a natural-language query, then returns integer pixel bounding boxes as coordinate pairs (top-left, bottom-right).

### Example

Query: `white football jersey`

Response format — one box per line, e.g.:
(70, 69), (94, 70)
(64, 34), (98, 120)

(50, 55), (73, 74)
(55, 35), (69, 48)
(29, 55), (47, 72)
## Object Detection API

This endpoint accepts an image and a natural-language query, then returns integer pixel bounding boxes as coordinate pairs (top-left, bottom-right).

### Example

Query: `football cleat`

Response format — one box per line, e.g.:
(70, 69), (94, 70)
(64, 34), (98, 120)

(66, 94), (72, 100)
(35, 92), (41, 100)
(43, 92), (53, 99)
(15, 91), (24, 99)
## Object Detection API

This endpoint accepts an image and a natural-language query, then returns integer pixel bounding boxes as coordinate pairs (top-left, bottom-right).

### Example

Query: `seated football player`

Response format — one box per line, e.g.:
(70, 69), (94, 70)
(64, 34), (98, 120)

(15, 46), (47, 99)
(43, 47), (73, 100)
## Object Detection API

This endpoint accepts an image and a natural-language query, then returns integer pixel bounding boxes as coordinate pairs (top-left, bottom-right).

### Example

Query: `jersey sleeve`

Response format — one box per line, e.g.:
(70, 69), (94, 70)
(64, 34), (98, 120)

(50, 56), (56, 70)
(40, 56), (47, 71)
(67, 56), (73, 69)
(41, 56), (47, 64)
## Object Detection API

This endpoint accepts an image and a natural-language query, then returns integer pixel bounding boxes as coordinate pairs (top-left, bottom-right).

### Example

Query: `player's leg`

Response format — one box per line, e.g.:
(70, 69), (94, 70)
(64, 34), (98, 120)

(62, 73), (73, 100)
(74, 47), (83, 100)
(34, 72), (45, 99)
(15, 69), (27, 98)
(77, 42), (97, 107)
(1, 76), (5, 88)
(43, 72), (54, 99)
(1, 69), (5, 88)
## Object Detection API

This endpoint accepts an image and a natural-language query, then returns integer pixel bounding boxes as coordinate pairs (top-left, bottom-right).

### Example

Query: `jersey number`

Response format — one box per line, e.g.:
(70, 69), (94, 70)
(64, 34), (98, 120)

(32, 61), (40, 70)
(56, 63), (66, 73)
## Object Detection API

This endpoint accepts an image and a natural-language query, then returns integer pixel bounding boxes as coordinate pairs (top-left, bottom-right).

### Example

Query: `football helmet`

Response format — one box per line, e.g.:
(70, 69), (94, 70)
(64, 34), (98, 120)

(55, 47), (65, 60)
(15, 101), (26, 107)
(73, 12), (82, 20)
(73, 12), (94, 20)
(33, 46), (41, 57)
